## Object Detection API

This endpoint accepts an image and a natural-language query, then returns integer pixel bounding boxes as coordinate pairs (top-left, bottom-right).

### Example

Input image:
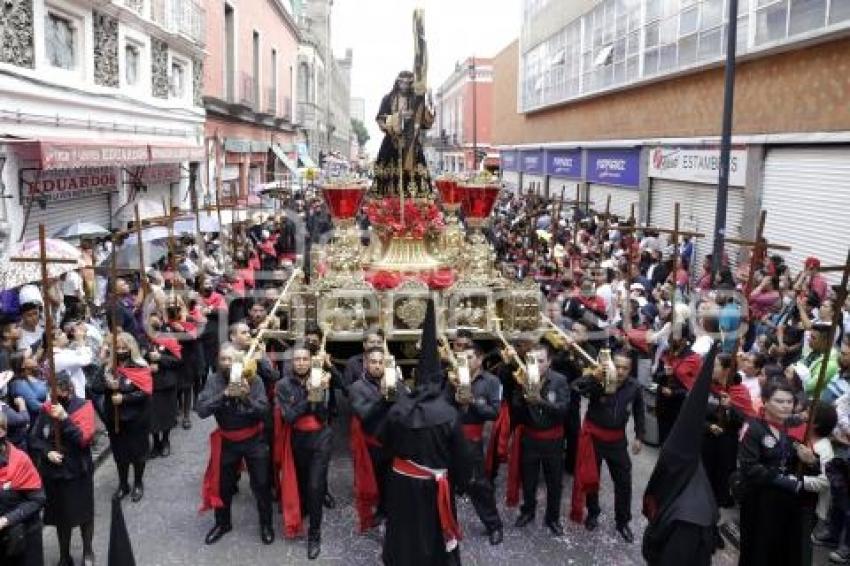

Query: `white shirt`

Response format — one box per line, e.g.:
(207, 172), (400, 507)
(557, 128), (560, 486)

(741, 374), (761, 404)
(62, 270), (84, 298)
(691, 334), (714, 356)
(54, 345), (93, 399)
(18, 324), (44, 352)
(803, 437), (834, 520)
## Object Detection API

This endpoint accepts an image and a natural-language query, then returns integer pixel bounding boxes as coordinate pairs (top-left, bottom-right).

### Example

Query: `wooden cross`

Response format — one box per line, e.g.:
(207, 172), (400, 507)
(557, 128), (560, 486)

(108, 232), (122, 433)
(805, 249), (850, 446)
(9, 224), (80, 448)
(725, 210), (792, 297)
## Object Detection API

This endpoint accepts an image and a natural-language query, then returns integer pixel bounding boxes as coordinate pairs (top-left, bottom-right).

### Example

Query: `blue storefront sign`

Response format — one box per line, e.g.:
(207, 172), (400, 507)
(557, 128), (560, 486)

(521, 150), (544, 174)
(586, 148), (641, 188)
(500, 150), (517, 171)
(545, 148), (582, 178)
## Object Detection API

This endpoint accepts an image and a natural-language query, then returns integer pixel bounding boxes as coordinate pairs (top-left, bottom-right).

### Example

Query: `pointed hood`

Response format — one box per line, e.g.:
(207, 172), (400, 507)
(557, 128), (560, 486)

(387, 298), (455, 429)
(643, 342), (718, 522)
(108, 497), (136, 566)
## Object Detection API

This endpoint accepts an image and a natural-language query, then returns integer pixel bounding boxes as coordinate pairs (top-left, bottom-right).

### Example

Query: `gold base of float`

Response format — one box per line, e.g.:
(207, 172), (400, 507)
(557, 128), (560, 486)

(366, 234), (445, 272)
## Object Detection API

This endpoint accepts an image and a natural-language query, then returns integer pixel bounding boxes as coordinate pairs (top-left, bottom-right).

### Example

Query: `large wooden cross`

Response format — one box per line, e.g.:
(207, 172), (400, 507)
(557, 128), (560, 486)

(9, 224), (79, 448)
(725, 210), (792, 296)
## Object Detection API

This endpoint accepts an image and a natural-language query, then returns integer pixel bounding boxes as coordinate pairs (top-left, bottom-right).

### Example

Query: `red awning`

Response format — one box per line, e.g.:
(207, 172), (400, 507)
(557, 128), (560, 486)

(7, 138), (204, 170)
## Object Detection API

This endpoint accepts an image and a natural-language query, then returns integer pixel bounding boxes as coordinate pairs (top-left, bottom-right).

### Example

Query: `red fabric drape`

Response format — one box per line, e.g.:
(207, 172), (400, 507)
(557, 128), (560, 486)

(118, 366), (153, 395)
(461, 424), (484, 443)
(0, 442), (42, 490)
(42, 400), (96, 447)
(151, 336), (182, 359)
(278, 414), (323, 539)
(350, 416), (380, 532)
(484, 402), (511, 478)
(712, 384), (757, 419)
(199, 422), (263, 513)
(506, 424), (564, 507)
(664, 352), (702, 390)
(569, 420), (625, 523)
(392, 457), (462, 551)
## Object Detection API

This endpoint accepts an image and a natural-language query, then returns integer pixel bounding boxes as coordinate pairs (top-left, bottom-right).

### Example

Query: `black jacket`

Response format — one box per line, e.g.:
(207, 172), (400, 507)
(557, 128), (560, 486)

(196, 372), (268, 431)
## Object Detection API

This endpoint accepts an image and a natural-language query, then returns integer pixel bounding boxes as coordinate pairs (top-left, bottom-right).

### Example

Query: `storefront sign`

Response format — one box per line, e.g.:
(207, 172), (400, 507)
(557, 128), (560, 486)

(648, 146), (748, 186)
(22, 167), (117, 203)
(41, 144), (150, 169)
(545, 149), (582, 178)
(138, 163), (182, 186)
(521, 150), (544, 174)
(500, 150), (517, 171)
(586, 148), (641, 188)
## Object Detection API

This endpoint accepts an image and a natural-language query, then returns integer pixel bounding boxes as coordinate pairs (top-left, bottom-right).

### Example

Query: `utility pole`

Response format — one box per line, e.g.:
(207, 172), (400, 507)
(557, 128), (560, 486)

(711, 0), (739, 281)
(470, 56), (478, 172)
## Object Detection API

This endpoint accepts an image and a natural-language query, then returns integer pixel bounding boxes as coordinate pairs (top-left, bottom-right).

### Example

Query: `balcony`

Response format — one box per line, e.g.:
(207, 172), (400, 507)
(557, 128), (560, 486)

(151, 0), (206, 47)
(239, 72), (257, 110)
(123, 0), (145, 16)
(265, 87), (277, 115)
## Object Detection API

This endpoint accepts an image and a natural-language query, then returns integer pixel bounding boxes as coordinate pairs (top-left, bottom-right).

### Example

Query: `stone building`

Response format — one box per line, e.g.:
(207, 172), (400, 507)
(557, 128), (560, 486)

(0, 0), (207, 245)
(494, 0), (850, 277)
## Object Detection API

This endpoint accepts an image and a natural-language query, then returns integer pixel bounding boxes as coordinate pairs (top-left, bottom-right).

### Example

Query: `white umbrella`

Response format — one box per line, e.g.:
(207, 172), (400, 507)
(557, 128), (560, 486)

(173, 215), (220, 235)
(53, 221), (110, 239)
(1, 238), (82, 288)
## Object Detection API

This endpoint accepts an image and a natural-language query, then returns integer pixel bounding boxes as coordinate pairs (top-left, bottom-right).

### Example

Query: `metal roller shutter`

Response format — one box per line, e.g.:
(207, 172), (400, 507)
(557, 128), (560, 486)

(501, 171), (520, 193)
(22, 194), (112, 242)
(762, 146), (850, 281)
(588, 183), (640, 220)
(649, 179), (745, 273)
(522, 174), (545, 195)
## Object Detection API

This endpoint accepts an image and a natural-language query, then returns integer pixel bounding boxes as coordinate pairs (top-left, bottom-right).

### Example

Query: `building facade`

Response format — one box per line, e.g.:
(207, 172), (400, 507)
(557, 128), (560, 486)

(430, 56), (495, 174)
(203, 0), (300, 204)
(494, 0), (850, 278)
(0, 0), (207, 247)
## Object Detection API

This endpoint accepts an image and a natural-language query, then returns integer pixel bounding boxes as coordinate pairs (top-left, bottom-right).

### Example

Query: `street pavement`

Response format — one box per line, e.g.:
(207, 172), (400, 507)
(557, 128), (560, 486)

(43, 403), (742, 566)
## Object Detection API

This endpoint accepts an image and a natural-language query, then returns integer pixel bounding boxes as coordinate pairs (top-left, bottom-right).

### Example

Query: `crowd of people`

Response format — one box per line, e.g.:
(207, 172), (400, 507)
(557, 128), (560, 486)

(0, 184), (848, 566)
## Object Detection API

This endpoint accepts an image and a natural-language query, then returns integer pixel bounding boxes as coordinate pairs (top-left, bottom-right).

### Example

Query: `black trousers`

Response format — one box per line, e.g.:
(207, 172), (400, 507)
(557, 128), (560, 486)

(585, 438), (632, 526)
(702, 431), (738, 507)
(563, 400), (581, 475)
(520, 435), (564, 523)
(292, 428), (333, 539)
(369, 444), (391, 515)
(215, 435), (272, 528)
(465, 437), (503, 532)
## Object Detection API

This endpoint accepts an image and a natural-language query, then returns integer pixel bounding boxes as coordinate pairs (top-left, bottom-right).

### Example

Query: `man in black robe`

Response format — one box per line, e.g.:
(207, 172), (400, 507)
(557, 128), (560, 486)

(343, 328), (385, 389)
(381, 300), (470, 566)
(642, 343), (719, 566)
(373, 71), (434, 198)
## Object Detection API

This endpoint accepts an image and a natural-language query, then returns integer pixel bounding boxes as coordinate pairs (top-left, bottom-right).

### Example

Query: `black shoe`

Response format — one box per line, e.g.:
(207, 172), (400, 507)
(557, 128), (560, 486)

(57, 558), (75, 566)
(616, 523), (634, 543)
(261, 524), (275, 545)
(307, 538), (321, 560)
(149, 446), (161, 459)
(584, 514), (599, 531)
(204, 524), (232, 545)
(323, 492), (336, 509)
(488, 527), (504, 545)
(514, 513), (534, 528)
(182, 417), (192, 430)
(113, 485), (130, 501)
(131, 484), (144, 503)
(545, 520), (565, 537)
(813, 531), (841, 548)
(160, 442), (171, 458)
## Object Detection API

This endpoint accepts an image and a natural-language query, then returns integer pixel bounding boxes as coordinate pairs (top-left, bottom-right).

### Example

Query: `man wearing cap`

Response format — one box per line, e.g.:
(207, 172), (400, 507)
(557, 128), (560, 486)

(800, 257), (829, 303)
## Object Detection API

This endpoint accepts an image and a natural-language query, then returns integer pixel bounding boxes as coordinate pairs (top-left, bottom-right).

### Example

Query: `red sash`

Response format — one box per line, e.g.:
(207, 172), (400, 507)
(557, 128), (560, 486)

(42, 400), (96, 447)
(484, 401), (511, 478)
(203, 292), (227, 311)
(569, 420), (626, 523)
(0, 443), (42, 490)
(152, 336), (182, 360)
(350, 416), (381, 532)
(506, 424), (564, 507)
(199, 422), (263, 513)
(392, 457), (462, 552)
(278, 413), (323, 538)
(117, 366), (153, 395)
(713, 384), (757, 419)
(663, 352), (702, 391)
(462, 424), (484, 443)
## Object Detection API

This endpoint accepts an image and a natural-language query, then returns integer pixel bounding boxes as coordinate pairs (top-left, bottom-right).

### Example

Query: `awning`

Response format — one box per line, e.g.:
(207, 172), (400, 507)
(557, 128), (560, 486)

(271, 144), (299, 175)
(7, 138), (204, 170)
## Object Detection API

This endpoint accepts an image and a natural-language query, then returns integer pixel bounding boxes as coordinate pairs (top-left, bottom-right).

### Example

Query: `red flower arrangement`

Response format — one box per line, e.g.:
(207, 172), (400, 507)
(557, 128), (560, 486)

(365, 197), (445, 238)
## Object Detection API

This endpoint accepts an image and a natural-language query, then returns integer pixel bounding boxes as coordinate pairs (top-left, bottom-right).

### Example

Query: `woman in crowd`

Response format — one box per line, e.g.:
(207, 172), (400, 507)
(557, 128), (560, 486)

(0, 411), (45, 566)
(147, 312), (182, 458)
(29, 371), (96, 566)
(738, 382), (822, 566)
(91, 332), (152, 503)
(8, 355), (48, 423)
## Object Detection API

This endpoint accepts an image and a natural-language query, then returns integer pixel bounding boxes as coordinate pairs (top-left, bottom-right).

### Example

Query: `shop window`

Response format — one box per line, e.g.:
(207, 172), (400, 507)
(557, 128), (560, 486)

(45, 10), (79, 70)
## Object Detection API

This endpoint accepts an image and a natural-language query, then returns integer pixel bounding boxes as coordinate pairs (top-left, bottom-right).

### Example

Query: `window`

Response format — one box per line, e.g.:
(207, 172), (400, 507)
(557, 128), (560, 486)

(170, 60), (186, 98)
(125, 43), (140, 86)
(45, 11), (77, 70)
(224, 3), (235, 101)
(756, 0), (789, 44)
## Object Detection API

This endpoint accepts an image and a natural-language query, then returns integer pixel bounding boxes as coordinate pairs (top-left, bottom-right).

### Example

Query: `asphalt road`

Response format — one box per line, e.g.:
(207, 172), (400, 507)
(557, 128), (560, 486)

(42, 402), (742, 566)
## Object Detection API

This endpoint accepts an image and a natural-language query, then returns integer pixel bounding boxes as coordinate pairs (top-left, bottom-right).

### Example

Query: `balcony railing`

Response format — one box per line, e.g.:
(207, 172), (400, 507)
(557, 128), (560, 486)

(265, 87), (277, 115)
(123, 0), (145, 16)
(239, 72), (257, 110)
(151, 0), (206, 47)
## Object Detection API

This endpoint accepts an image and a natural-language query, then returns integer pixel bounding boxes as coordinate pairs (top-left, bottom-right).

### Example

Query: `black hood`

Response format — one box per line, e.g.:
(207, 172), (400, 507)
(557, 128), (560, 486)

(388, 299), (455, 429)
